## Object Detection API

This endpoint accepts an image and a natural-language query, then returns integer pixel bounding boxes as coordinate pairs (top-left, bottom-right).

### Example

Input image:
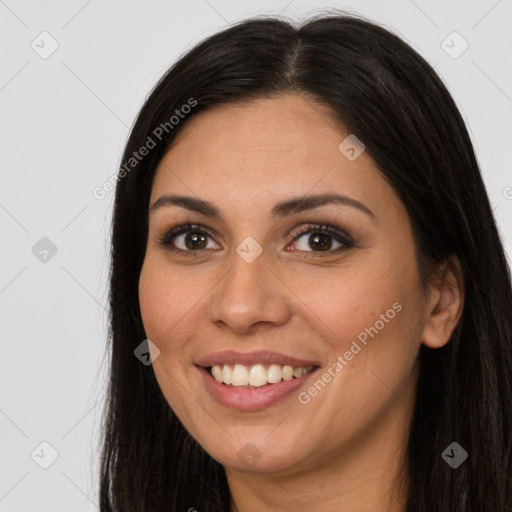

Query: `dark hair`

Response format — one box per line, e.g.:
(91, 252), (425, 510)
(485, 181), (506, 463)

(99, 12), (512, 511)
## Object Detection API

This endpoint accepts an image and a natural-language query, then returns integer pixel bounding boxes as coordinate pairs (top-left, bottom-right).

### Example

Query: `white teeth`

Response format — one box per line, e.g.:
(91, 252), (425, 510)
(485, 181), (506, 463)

(293, 367), (308, 378)
(267, 364), (282, 383)
(231, 364), (249, 386)
(209, 363), (314, 387)
(212, 365), (223, 383)
(282, 365), (294, 381)
(223, 364), (232, 384)
(248, 364), (267, 387)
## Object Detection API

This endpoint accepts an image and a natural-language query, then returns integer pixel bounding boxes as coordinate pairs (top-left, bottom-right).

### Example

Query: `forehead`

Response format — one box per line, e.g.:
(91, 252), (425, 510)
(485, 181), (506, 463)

(150, 94), (402, 221)
(164, 93), (344, 163)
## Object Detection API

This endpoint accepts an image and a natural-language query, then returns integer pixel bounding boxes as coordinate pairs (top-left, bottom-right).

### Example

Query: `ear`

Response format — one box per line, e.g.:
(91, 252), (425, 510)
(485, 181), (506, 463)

(421, 254), (464, 349)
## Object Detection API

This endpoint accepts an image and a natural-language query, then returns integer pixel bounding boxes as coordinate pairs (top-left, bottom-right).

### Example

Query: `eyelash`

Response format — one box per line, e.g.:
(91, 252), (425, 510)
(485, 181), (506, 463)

(157, 222), (354, 258)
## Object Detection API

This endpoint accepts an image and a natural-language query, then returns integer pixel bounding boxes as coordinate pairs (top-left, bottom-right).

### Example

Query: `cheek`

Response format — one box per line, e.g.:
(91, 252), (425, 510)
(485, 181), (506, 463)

(292, 261), (415, 347)
(138, 257), (220, 381)
(138, 259), (203, 417)
(289, 251), (423, 405)
(138, 260), (193, 350)
(292, 264), (422, 441)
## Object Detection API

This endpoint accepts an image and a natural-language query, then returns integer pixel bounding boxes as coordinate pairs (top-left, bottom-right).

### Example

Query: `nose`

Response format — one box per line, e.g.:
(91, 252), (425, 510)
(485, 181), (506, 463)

(207, 247), (292, 335)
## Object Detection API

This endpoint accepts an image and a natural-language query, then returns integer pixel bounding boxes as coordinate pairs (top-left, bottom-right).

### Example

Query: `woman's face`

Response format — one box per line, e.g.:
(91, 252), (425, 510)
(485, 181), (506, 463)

(139, 93), (428, 474)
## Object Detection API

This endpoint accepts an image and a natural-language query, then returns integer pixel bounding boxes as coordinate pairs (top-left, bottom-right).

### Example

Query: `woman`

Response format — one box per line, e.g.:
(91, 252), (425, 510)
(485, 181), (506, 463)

(99, 13), (512, 512)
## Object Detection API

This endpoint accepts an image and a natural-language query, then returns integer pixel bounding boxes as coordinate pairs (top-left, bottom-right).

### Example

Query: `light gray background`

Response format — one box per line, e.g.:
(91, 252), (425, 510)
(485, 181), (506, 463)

(1, 0), (511, 510)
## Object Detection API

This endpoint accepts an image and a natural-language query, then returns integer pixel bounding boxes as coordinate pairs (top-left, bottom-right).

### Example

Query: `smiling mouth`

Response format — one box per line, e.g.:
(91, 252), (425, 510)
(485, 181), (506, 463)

(208, 363), (317, 388)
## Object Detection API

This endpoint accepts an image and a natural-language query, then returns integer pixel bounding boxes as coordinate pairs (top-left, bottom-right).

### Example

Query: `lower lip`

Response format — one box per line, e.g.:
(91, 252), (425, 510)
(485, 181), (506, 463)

(197, 366), (320, 411)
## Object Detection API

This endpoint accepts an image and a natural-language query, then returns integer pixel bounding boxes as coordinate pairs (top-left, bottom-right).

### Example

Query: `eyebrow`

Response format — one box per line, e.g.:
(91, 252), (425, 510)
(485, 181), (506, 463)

(150, 193), (375, 219)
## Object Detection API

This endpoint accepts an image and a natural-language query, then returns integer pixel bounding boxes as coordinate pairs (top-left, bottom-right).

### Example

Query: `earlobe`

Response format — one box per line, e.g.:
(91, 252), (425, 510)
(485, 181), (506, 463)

(421, 255), (464, 349)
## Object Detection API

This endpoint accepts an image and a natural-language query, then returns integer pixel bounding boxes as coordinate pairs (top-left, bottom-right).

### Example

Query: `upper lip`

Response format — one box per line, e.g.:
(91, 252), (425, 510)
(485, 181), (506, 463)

(196, 350), (320, 368)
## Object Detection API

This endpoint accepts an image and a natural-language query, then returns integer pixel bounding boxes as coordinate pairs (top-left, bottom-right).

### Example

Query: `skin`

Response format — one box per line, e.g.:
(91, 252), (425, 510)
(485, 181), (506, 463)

(138, 93), (464, 512)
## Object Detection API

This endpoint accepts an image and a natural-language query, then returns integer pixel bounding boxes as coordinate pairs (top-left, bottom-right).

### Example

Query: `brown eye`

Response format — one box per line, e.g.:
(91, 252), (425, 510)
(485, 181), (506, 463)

(306, 232), (333, 251)
(158, 224), (220, 256)
(290, 223), (353, 254)
(183, 231), (208, 250)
